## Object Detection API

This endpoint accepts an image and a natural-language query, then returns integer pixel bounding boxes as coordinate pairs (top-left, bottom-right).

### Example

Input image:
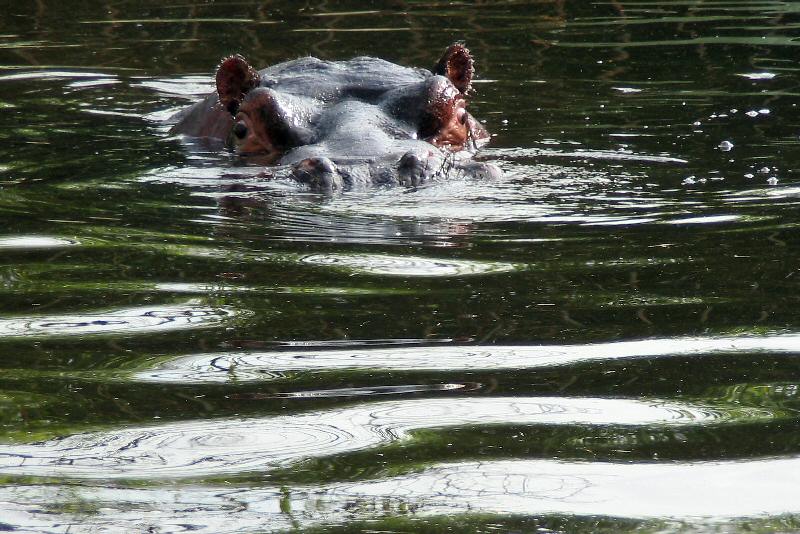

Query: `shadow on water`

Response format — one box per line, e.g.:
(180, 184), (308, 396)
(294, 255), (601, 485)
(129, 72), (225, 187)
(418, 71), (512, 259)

(3, 0), (800, 532)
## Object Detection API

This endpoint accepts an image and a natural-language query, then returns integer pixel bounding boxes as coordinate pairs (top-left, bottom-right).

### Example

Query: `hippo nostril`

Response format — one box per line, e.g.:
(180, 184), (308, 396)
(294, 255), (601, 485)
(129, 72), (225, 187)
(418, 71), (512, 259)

(233, 121), (248, 140)
(300, 157), (337, 174)
(398, 152), (423, 170)
(398, 151), (430, 187)
(293, 157), (343, 192)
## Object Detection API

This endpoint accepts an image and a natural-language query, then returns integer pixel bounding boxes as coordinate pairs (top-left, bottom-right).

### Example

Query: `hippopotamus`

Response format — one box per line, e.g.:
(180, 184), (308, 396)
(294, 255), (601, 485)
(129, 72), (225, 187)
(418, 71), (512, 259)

(169, 43), (498, 191)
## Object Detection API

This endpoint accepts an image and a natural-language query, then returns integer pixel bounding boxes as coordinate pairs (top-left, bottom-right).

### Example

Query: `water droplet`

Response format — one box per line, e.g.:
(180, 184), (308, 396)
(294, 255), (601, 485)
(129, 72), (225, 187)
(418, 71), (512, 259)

(745, 111), (759, 118)
(767, 177), (779, 185)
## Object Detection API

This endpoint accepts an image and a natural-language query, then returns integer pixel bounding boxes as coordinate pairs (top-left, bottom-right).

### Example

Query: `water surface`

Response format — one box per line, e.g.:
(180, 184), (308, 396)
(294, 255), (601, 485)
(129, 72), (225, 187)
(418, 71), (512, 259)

(2, 1), (800, 532)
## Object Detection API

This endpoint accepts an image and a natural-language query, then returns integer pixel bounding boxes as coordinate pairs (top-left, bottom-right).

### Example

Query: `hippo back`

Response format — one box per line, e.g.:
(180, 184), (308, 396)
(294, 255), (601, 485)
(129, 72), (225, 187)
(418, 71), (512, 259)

(258, 56), (430, 103)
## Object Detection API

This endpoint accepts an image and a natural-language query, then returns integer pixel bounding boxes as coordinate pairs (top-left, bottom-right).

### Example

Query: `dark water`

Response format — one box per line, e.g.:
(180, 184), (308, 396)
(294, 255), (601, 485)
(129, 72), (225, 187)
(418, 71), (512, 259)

(2, 1), (800, 532)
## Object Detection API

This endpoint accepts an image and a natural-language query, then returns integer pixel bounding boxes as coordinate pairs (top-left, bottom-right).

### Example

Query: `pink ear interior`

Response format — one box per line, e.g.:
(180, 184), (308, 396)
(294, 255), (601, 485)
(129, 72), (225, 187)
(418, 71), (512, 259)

(215, 55), (261, 115)
(434, 43), (475, 94)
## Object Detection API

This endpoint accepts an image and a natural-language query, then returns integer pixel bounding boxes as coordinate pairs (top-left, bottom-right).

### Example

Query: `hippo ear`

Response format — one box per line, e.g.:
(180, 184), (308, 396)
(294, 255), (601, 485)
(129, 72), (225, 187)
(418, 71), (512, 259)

(434, 43), (474, 94)
(216, 55), (261, 115)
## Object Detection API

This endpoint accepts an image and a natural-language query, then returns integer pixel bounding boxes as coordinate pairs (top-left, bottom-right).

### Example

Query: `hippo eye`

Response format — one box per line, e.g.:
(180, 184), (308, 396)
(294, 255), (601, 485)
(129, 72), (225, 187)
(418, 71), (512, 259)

(233, 121), (248, 140)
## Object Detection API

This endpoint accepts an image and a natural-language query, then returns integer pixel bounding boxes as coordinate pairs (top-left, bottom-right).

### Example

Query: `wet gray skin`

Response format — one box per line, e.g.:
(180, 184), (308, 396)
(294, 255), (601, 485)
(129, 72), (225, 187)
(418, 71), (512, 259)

(169, 44), (499, 192)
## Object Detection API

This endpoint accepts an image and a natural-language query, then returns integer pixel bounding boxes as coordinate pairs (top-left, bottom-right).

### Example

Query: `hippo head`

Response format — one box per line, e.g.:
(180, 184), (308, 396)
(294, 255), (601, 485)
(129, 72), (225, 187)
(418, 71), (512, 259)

(173, 44), (498, 191)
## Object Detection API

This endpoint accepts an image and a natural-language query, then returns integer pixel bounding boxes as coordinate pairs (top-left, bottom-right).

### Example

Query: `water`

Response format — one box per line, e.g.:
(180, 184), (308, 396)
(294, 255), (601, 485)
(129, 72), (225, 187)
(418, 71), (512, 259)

(2, 1), (800, 532)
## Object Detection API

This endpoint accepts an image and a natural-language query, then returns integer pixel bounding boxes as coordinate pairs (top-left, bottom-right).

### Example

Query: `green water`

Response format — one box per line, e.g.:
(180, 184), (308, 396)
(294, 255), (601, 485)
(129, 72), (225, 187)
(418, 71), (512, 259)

(2, 1), (800, 532)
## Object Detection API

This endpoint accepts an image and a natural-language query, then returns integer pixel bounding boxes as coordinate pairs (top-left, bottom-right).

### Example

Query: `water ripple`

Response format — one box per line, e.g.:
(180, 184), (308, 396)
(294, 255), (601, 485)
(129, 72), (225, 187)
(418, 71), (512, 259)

(488, 146), (688, 165)
(4, 457), (800, 532)
(0, 71), (119, 82)
(243, 383), (467, 399)
(0, 396), (741, 479)
(298, 253), (521, 277)
(0, 235), (79, 250)
(0, 302), (235, 338)
(136, 333), (800, 383)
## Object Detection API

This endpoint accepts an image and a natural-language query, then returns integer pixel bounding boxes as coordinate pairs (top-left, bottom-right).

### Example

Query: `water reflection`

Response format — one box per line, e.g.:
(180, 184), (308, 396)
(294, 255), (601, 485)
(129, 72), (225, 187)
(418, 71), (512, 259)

(0, 396), (746, 479)
(0, 235), (78, 249)
(4, 457), (800, 532)
(136, 333), (800, 383)
(0, 71), (118, 82)
(0, 302), (235, 338)
(298, 253), (520, 277)
(4, 0), (800, 531)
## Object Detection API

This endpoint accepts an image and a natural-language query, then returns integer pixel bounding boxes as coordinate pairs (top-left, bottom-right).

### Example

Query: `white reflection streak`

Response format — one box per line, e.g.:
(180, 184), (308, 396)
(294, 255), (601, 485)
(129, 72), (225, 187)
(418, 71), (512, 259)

(0, 302), (234, 337)
(0, 71), (118, 82)
(137, 333), (800, 383)
(3, 458), (800, 532)
(329, 459), (800, 518)
(330, 458), (800, 517)
(298, 253), (520, 276)
(0, 235), (78, 249)
(0, 397), (730, 479)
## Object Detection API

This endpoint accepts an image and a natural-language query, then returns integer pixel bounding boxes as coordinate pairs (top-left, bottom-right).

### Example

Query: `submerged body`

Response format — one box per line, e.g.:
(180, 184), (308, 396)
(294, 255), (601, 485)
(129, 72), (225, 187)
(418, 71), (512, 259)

(169, 44), (498, 191)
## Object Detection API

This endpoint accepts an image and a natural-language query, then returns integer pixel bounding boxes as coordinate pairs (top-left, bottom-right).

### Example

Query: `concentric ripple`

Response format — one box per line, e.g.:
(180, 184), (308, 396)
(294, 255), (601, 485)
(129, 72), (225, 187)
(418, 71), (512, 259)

(0, 396), (767, 479)
(0, 302), (236, 338)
